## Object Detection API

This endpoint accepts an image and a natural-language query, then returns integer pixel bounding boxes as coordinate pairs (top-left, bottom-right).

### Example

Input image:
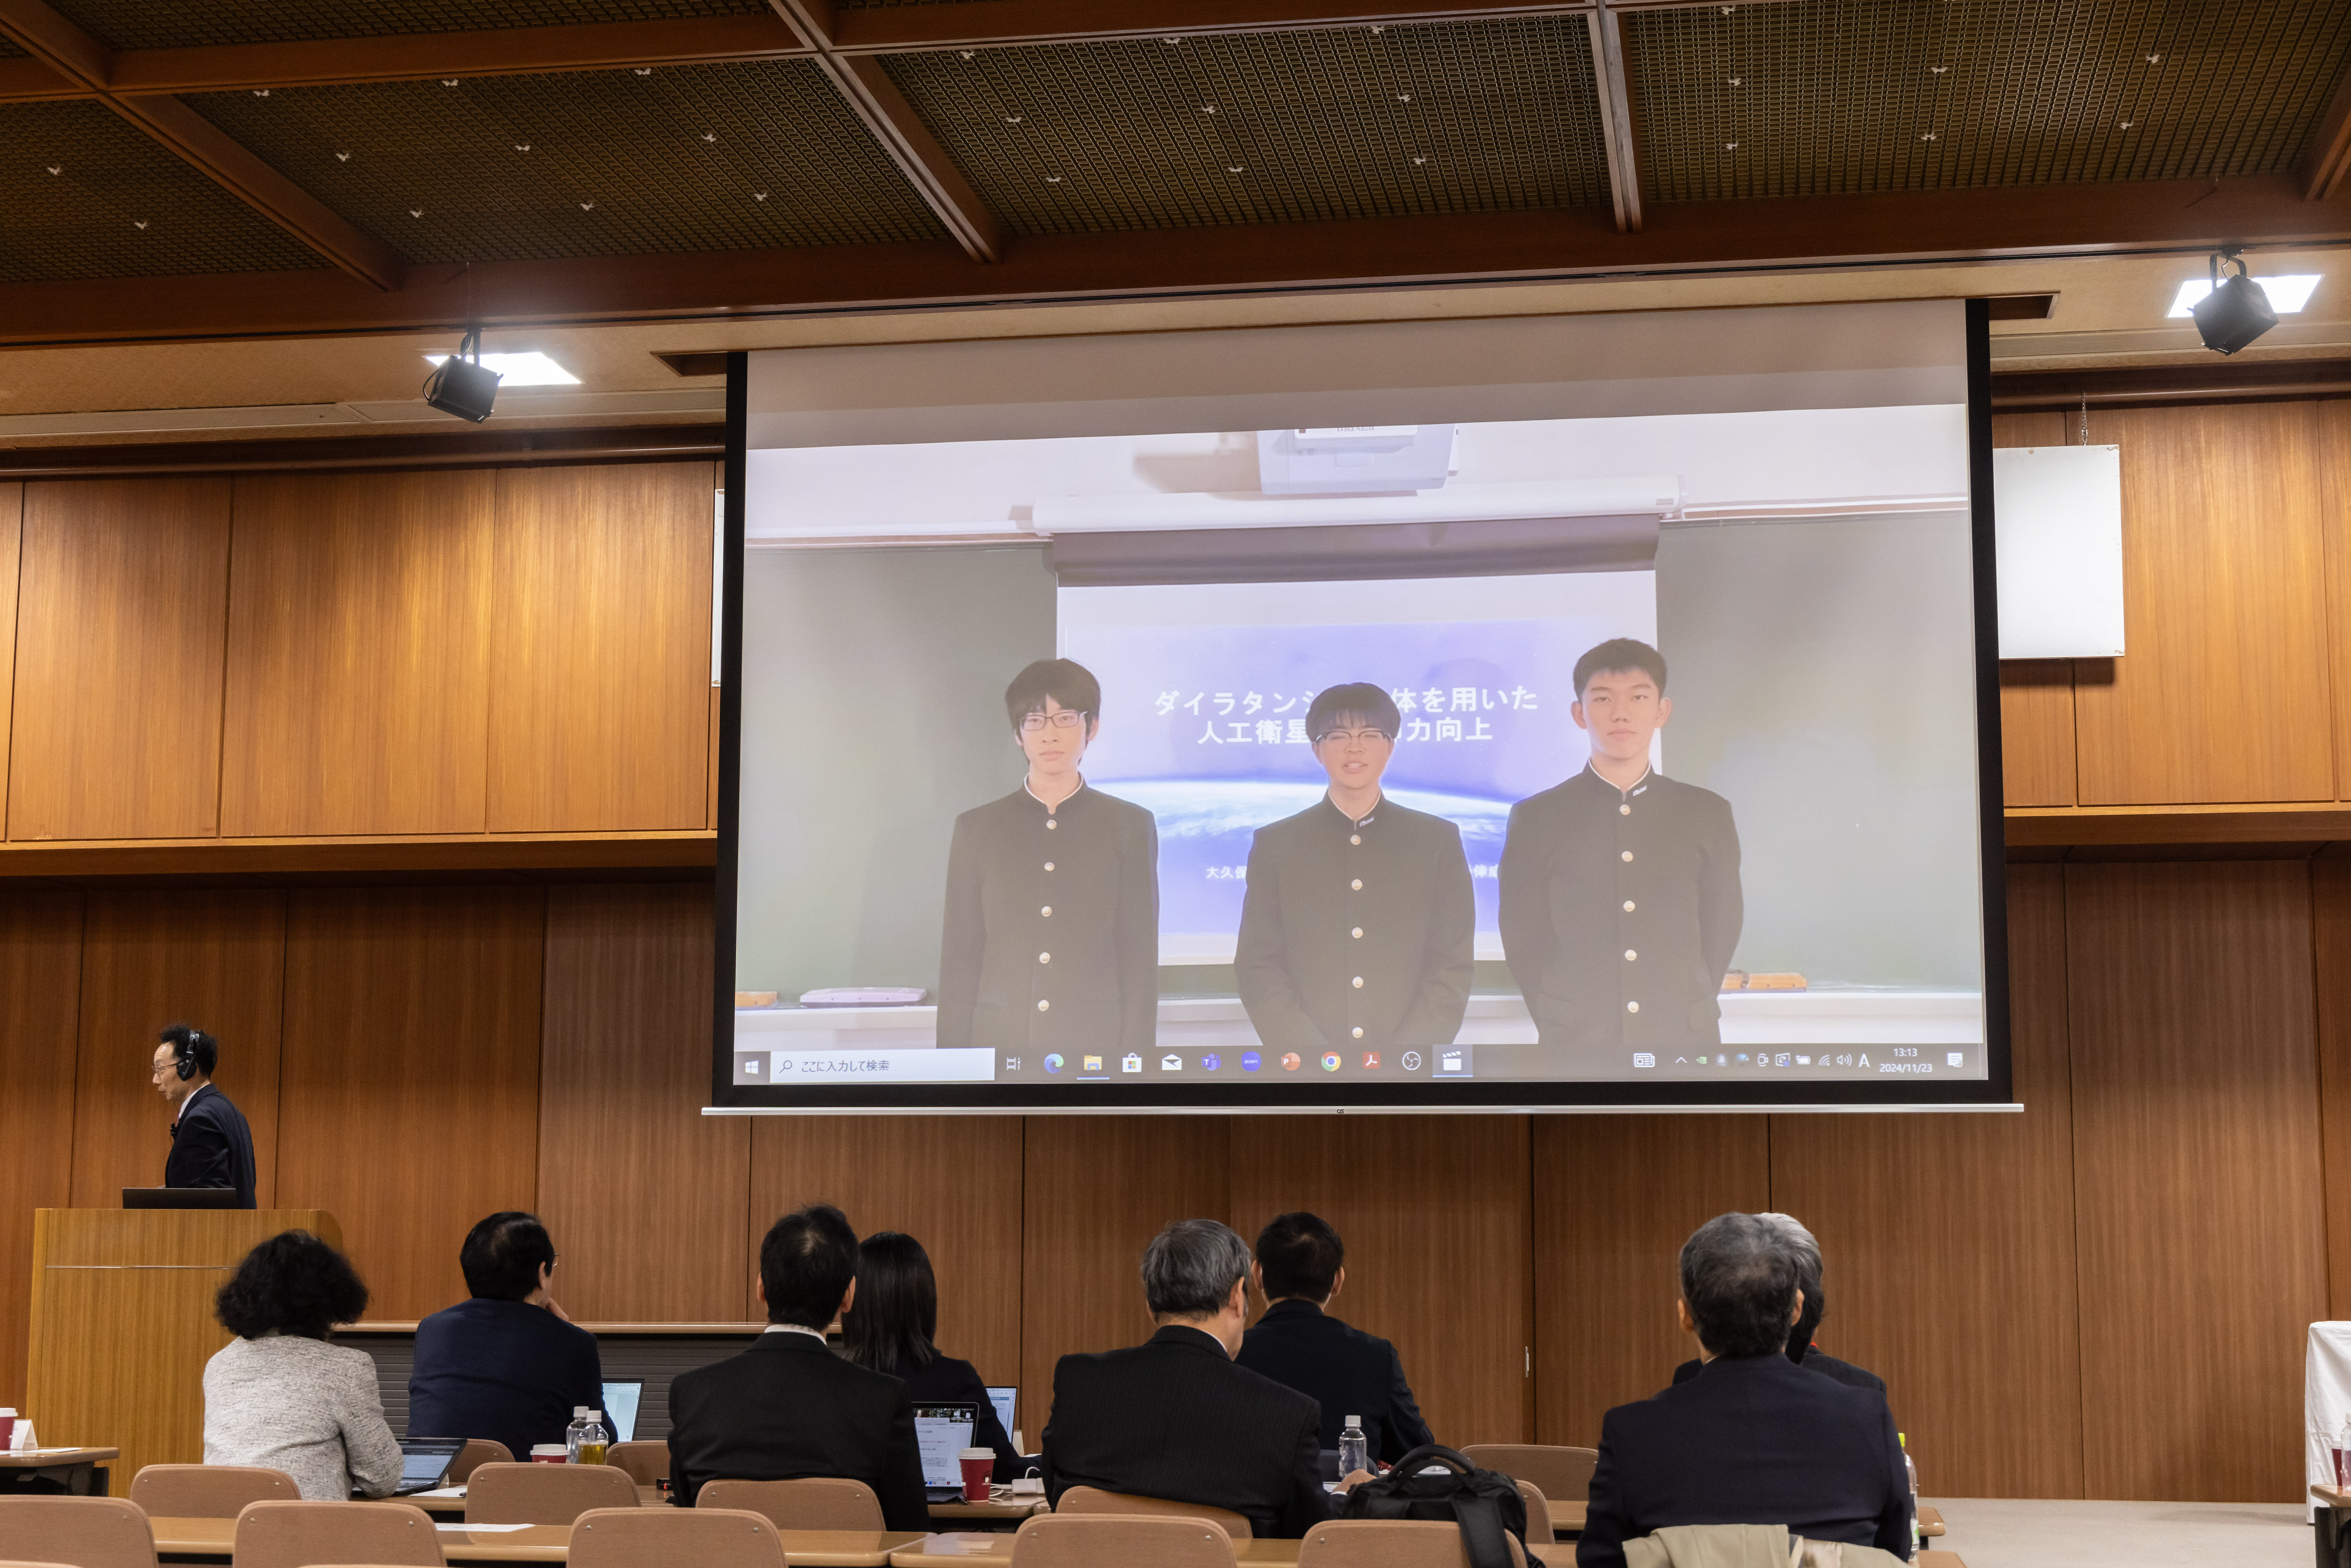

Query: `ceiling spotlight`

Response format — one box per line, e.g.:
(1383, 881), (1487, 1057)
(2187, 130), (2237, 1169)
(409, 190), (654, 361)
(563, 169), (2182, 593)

(2169, 269), (2320, 318)
(2184, 249), (2281, 356)
(422, 349), (578, 386)
(422, 325), (502, 422)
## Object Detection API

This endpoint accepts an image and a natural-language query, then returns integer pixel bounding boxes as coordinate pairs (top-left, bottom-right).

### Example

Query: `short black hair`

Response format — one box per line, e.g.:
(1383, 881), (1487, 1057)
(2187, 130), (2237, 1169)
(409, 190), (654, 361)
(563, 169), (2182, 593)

(1305, 684), (1401, 743)
(459, 1212), (556, 1301)
(759, 1204), (860, 1329)
(216, 1230), (369, 1341)
(841, 1231), (938, 1376)
(1573, 638), (1668, 699)
(1678, 1213), (1801, 1359)
(160, 1023), (217, 1078)
(1004, 659), (1102, 734)
(1255, 1211), (1345, 1302)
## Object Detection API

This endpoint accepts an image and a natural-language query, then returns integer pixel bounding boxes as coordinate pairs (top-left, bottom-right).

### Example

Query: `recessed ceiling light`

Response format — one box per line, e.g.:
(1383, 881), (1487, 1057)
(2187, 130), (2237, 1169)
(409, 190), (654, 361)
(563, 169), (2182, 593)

(2169, 274), (2321, 317)
(420, 351), (579, 386)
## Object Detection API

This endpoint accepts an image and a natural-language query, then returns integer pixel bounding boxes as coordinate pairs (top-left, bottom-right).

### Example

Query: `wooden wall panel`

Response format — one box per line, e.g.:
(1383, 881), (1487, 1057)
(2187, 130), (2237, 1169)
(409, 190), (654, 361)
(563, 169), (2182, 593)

(749, 1117), (1025, 1384)
(1998, 663), (2076, 807)
(8, 478), (231, 841)
(221, 471), (494, 837)
(2314, 403), (2351, 802)
(538, 883), (746, 1322)
(2311, 858), (2351, 1319)
(2072, 404), (2334, 805)
(68, 891), (287, 1210)
(0, 483), (18, 823)
(1529, 1115), (1770, 1447)
(1230, 1116), (1531, 1447)
(2068, 861), (2329, 1501)
(0, 891), (84, 1407)
(275, 885), (545, 1320)
(1021, 1117), (1231, 1430)
(488, 464), (715, 833)
(1766, 864), (2085, 1498)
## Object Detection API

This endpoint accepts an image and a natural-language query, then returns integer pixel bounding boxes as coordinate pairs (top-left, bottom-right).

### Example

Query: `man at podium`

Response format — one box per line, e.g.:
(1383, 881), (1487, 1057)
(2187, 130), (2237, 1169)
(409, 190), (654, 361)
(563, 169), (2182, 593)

(150, 1024), (257, 1209)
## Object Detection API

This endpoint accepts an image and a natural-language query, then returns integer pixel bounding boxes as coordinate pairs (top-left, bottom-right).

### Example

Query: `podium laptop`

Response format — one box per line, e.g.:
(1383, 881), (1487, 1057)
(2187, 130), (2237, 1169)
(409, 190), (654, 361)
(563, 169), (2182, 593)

(122, 1187), (239, 1209)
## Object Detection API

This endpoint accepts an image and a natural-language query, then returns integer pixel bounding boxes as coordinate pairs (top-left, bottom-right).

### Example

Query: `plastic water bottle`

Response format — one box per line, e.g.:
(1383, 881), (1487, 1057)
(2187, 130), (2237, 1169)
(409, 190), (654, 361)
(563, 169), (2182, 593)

(565, 1406), (592, 1463)
(1338, 1415), (1369, 1480)
(577, 1410), (609, 1468)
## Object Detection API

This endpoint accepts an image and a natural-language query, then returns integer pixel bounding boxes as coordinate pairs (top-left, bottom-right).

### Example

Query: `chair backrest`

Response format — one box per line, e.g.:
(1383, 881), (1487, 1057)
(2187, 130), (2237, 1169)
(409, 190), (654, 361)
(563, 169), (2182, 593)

(444, 1439), (513, 1484)
(1297, 1519), (1527, 1568)
(1458, 1445), (1598, 1505)
(463, 1462), (639, 1525)
(1513, 1479), (1553, 1546)
(231, 1500), (445, 1568)
(129, 1465), (297, 1519)
(695, 1478), (882, 1531)
(605, 1441), (669, 1487)
(1052, 1485), (1251, 1542)
(569, 1507), (787, 1568)
(0, 1560), (81, 1568)
(0, 1498), (158, 1568)
(1010, 1514), (1238, 1568)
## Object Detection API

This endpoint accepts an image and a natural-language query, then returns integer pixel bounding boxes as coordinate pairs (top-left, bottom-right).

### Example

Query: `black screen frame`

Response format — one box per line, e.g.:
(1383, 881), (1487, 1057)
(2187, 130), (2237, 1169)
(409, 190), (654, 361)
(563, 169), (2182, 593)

(710, 305), (2013, 1112)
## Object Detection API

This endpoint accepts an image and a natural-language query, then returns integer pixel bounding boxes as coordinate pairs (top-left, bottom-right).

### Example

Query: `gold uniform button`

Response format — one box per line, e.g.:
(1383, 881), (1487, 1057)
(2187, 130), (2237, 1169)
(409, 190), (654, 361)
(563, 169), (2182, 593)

(1037, 999), (1051, 1012)
(1619, 803), (1631, 816)
(1623, 900), (1636, 913)
(1351, 927), (1363, 939)
(1350, 834), (1361, 846)
(1046, 819), (1057, 830)
(1351, 976), (1364, 988)
(1039, 952), (1051, 964)
(1041, 906), (1052, 917)
(1625, 949), (1638, 962)
(1044, 861), (1054, 871)
(1351, 878), (1363, 891)
(1621, 849), (1635, 863)
(1626, 1000), (1640, 1014)
(1351, 1027), (1364, 1039)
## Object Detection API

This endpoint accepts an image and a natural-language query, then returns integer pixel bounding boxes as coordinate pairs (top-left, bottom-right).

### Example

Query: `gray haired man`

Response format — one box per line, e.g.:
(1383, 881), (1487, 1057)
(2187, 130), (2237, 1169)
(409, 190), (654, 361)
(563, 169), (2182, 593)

(1668, 1210), (1886, 1396)
(1040, 1219), (1363, 1538)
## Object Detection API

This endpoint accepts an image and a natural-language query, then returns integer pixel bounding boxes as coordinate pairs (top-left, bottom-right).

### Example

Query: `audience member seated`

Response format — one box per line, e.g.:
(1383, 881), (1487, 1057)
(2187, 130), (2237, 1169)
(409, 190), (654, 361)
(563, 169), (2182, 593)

(841, 1230), (1023, 1480)
(408, 1211), (603, 1462)
(1043, 1218), (1361, 1539)
(1669, 1212), (1884, 1397)
(1236, 1210), (1433, 1466)
(202, 1230), (403, 1501)
(1579, 1214), (1910, 1568)
(666, 1204), (928, 1530)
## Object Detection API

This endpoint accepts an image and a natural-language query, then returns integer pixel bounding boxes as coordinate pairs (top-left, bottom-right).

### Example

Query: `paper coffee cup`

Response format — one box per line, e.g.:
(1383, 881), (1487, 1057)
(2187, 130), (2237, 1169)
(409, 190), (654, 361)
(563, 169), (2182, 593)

(957, 1448), (993, 1502)
(530, 1444), (567, 1463)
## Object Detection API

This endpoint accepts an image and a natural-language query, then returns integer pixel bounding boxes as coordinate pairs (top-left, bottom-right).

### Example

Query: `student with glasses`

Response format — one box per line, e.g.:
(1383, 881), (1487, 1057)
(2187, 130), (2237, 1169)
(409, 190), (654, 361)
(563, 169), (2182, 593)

(937, 658), (1159, 1065)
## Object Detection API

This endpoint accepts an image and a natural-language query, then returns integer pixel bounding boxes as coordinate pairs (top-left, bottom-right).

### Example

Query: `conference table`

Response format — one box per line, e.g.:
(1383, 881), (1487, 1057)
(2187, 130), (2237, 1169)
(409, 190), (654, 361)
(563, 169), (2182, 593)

(409, 1486), (1048, 1526)
(0, 1445), (117, 1496)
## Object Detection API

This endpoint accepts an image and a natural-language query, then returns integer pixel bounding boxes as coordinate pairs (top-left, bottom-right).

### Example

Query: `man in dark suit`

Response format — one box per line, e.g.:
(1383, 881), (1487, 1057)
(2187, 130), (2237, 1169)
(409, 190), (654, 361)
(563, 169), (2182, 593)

(668, 1205), (928, 1530)
(1043, 1219), (1365, 1538)
(1669, 1212), (1886, 1398)
(1236, 684), (1474, 1064)
(151, 1024), (257, 1208)
(409, 1212), (603, 1461)
(1236, 1211), (1433, 1465)
(1579, 1214), (1911, 1568)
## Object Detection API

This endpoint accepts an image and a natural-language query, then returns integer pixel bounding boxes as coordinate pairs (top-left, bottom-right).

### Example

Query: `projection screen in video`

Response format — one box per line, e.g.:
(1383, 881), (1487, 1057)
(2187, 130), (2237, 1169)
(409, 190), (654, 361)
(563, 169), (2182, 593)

(716, 300), (2007, 1111)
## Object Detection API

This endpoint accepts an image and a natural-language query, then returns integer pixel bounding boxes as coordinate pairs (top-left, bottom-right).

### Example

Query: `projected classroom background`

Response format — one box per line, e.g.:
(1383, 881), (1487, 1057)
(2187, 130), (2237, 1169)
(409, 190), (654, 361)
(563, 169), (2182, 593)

(721, 302), (2000, 1110)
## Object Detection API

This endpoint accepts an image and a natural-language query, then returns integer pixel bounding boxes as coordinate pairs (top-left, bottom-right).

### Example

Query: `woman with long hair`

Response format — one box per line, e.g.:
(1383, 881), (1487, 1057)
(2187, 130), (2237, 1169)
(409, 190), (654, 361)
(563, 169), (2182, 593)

(840, 1231), (1022, 1481)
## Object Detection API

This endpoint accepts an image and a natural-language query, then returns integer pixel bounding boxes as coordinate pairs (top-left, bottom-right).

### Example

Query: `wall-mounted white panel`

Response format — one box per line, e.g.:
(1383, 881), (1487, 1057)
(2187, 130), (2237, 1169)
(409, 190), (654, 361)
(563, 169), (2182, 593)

(1993, 445), (2125, 659)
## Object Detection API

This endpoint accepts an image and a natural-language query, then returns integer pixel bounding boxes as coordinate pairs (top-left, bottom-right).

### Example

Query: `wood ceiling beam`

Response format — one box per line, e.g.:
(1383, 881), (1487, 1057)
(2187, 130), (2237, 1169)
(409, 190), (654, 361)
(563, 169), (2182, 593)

(3, 172), (2346, 349)
(1587, 2), (1642, 233)
(829, 0), (1593, 53)
(0, 0), (406, 289)
(0, 52), (79, 100)
(2298, 56), (2351, 201)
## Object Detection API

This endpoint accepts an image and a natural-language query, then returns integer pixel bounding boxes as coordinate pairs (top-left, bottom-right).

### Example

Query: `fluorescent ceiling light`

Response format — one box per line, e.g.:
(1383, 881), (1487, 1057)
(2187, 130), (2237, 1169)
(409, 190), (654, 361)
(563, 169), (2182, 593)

(2167, 274), (2321, 317)
(420, 350), (580, 386)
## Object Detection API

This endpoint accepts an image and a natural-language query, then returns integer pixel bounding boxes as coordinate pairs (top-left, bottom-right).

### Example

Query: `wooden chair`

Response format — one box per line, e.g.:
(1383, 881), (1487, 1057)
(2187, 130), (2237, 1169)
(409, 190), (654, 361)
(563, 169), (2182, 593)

(128, 1465), (297, 1518)
(695, 1477), (882, 1531)
(1459, 1445), (1597, 1507)
(443, 1440), (512, 1484)
(605, 1441), (669, 1487)
(1051, 1484), (1252, 1542)
(1297, 1519), (1527, 1568)
(0, 1498), (158, 1568)
(0, 1560), (80, 1568)
(569, 1507), (787, 1568)
(1514, 1479), (1553, 1546)
(463, 1462), (638, 1525)
(1009, 1513), (1237, 1568)
(230, 1499), (444, 1568)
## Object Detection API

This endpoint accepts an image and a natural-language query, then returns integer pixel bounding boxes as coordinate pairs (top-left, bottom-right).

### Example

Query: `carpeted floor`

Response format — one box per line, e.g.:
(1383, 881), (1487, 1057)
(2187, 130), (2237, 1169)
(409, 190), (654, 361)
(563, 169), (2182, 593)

(1926, 1497), (2310, 1568)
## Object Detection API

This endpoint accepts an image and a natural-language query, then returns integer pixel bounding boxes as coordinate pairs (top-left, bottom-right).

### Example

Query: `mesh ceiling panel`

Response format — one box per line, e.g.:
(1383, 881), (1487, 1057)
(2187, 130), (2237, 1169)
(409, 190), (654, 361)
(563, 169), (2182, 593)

(0, 100), (331, 283)
(884, 16), (1610, 234)
(47, 0), (772, 51)
(189, 60), (948, 264)
(1631, 0), (2351, 203)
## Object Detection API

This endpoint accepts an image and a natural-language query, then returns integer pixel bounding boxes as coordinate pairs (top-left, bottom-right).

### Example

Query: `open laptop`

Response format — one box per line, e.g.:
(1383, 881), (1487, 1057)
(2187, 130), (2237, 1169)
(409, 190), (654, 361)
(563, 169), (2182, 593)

(390, 1437), (465, 1496)
(986, 1387), (1017, 1446)
(600, 1379), (644, 1444)
(911, 1402), (978, 1502)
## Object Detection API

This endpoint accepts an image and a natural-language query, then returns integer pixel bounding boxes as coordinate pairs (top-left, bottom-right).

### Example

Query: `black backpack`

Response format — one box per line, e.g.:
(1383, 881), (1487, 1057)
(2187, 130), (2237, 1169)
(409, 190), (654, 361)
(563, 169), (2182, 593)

(1339, 1444), (1542, 1568)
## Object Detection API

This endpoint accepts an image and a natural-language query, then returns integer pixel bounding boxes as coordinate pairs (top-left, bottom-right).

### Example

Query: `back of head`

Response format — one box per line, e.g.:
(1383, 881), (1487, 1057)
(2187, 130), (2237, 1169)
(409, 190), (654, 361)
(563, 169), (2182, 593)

(1254, 1211), (1344, 1303)
(216, 1229), (369, 1341)
(760, 1204), (859, 1329)
(1758, 1211), (1827, 1352)
(1678, 1213), (1801, 1360)
(1141, 1219), (1251, 1320)
(460, 1212), (556, 1301)
(160, 1021), (219, 1079)
(842, 1230), (938, 1374)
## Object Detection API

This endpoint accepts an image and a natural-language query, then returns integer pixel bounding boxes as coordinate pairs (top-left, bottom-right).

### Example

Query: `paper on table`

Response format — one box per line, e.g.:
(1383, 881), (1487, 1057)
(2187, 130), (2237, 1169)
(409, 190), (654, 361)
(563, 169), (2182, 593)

(411, 1487), (467, 1498)
(436, 1523), (532, 1532)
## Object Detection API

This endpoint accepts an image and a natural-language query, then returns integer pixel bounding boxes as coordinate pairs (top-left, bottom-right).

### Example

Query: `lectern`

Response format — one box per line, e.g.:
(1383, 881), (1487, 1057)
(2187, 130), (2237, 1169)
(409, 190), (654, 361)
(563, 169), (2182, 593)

(27, 1208), (341, 1488)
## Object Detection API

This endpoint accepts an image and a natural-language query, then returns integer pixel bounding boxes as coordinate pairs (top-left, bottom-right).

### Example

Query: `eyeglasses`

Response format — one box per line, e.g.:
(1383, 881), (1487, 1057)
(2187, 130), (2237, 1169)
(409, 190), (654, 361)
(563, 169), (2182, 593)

(1314, 728), (1394, 747)
(1019, 710), (1089, 732)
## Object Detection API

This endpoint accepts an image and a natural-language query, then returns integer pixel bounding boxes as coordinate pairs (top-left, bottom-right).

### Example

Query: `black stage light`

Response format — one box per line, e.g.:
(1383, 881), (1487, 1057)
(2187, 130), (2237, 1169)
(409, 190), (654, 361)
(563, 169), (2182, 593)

(2191, 249), (2279, 356)
(424, 324), (502, 421)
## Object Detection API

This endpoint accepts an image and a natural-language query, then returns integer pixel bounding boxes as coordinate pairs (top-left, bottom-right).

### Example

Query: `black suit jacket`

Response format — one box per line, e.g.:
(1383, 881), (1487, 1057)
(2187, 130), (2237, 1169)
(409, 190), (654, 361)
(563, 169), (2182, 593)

(1235, 1300), (1433, 1464)
(667, 1331), (929, 1531)
(1671, 1349), (1885, 1397)
(164, 1083), (257, 1208)
(1578, 1354), (1910, 1568)
(1042, 1325), (1333, 1539)
(895, 1352), (1023, 1481)
(408, 1297), (604, 1461)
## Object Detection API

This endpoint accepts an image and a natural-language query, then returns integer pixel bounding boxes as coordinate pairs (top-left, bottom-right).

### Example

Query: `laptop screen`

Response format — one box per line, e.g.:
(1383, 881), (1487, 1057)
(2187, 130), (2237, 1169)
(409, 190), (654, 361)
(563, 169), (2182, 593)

(912, 1403), (976, 1488)
(601, 1380), (644, 1444)
(396, 1439), (463, 1493)
(986, 1387), (1017, 1442)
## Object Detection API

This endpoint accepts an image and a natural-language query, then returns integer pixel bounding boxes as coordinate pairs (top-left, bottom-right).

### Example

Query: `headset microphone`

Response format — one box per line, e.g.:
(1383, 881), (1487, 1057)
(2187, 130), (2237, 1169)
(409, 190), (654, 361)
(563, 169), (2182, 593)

(173, 1030), (201, 1082)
